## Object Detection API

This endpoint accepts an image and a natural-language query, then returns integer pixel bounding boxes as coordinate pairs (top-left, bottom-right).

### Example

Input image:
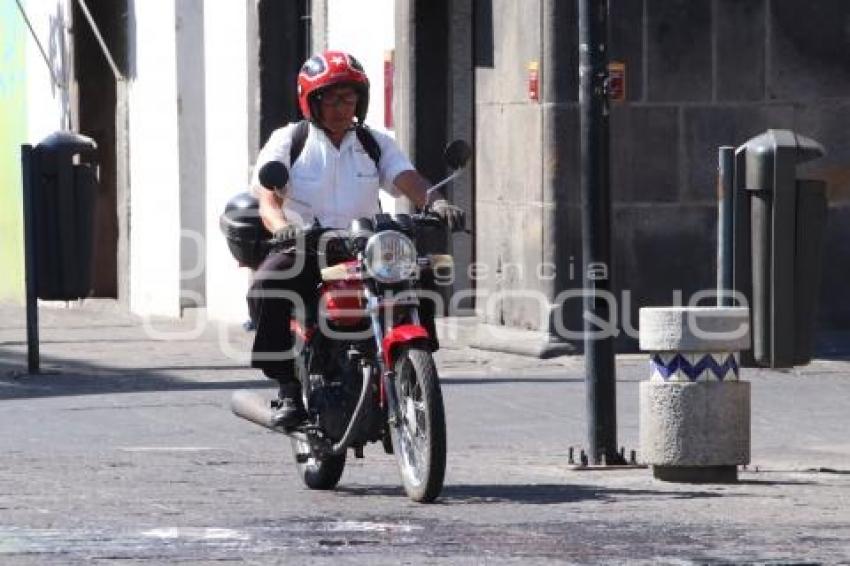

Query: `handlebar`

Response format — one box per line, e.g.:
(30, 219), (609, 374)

(267, 213), (466, 256)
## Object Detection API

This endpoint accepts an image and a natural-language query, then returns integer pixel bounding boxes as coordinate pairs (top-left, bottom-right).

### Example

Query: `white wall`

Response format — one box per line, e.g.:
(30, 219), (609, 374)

(121, 1), (398, 324)
(327, 0), (394, 130)
(327, 0), (397, 212)
(176, 0), (207, 309)
(202, 2), (253, 324)
(24, 0), (70, 142)
(127, 0), (182, 317)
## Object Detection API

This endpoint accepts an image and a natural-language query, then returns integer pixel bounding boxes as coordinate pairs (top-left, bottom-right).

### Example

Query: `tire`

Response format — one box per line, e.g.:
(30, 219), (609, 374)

(290, 438), (346, 490)
(390, 345), (447, 503)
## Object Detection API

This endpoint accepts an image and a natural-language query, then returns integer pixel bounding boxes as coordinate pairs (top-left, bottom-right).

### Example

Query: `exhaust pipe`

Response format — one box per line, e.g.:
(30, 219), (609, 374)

(328, 364), (372, 455)
(231, 368), (373, 457)
(230, 389), (312, 444)
(231, 390), (281, 431)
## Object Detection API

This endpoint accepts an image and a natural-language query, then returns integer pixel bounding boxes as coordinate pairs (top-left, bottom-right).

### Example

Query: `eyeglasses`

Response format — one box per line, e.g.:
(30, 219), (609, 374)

(319, 92), (358, 108)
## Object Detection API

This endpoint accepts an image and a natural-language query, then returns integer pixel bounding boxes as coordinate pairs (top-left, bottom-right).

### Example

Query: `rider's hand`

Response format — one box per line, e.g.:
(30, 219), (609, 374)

(430, 199), (466, 232)
(272, 224), (303, 243)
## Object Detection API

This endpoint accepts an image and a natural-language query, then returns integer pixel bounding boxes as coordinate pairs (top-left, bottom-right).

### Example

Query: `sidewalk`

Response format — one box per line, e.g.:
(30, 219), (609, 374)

(2, 299), (848, 375)
(0, 300), (586, 380)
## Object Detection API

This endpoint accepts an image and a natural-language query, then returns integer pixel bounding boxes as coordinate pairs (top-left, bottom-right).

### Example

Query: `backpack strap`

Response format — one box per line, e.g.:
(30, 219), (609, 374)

(289, 121), (382, 171)
(354, 124), (382, 171)
(289, 120), (310, 169)
(355, 125), (384, 212)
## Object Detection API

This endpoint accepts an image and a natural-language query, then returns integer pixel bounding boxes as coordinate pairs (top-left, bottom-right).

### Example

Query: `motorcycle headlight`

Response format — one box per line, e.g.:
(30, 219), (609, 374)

(364, 231), (417, 283)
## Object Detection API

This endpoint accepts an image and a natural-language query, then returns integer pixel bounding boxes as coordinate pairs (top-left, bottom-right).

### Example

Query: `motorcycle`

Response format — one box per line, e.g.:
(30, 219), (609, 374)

(226, 140), (471, 503)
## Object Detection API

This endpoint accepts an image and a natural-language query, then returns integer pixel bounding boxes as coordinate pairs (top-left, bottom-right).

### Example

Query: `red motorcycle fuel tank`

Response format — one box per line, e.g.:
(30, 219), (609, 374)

(319, 278), (366, 326)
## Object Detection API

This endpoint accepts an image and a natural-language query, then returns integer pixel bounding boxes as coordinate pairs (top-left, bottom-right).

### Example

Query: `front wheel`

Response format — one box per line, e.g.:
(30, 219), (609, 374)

(290, 437), (346, 490)
(390, 345), (447, 503)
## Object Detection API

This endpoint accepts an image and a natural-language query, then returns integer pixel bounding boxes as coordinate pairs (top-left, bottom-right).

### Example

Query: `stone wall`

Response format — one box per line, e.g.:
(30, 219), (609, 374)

(475, 0), (850, 348)
(474, 0), (551, 332)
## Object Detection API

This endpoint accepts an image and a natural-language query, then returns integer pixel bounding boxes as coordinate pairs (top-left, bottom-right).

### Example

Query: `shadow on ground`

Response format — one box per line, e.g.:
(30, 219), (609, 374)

(0, 345), (268, 400)
(335, 483), (727, 505)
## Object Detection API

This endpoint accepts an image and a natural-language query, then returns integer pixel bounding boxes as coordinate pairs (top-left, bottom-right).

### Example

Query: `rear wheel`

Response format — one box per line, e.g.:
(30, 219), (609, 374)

(290, 437), (346, 490)
(390, 345), (446, 502)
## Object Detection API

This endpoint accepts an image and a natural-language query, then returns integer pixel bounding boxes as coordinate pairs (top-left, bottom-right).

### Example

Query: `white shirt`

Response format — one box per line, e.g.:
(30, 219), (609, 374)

(251, 122), (414, 229)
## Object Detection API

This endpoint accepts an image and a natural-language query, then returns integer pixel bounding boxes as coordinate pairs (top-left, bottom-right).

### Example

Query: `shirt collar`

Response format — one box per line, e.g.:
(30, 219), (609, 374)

(312, 123), (357, 151)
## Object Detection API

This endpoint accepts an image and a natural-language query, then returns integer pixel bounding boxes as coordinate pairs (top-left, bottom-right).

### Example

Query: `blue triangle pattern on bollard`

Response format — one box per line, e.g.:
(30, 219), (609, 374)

(650, 353), (739, 382)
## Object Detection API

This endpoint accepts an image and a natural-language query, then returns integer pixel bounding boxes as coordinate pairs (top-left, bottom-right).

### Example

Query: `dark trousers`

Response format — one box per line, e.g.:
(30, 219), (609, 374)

(248, 250), (321, 383)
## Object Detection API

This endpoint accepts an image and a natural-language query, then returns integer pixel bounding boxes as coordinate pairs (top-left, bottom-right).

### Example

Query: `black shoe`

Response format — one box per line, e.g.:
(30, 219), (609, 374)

(270, 383), (306, 428)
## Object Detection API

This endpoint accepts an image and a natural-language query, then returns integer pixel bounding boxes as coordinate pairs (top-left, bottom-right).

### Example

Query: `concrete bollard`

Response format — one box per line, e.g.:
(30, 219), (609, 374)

(639, 307), (751, 482)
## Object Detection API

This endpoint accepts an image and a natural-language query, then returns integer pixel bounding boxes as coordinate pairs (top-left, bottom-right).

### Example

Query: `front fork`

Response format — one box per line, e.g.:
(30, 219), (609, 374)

(366, 287), (396, 423)
(365, 286), (422, 425)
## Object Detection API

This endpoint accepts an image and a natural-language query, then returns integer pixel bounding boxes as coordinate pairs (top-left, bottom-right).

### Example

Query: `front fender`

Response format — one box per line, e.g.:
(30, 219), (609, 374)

(382, 324), (431, 368)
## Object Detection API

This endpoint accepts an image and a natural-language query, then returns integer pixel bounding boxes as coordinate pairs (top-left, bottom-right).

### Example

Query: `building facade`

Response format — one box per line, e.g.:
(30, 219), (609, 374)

(2, 0), (848, 351)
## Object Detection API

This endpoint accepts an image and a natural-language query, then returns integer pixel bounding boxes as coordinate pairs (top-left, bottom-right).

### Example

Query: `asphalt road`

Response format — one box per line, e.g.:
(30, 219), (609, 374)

(2, 366), (849, 564)
(1, 305), (849, 564)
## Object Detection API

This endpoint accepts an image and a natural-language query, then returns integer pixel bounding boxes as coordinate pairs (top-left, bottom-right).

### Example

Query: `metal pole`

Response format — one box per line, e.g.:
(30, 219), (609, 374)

(579, 0), (619, 465)
(75, 0), (124, 82)
(21, 145), (40, 374)
(303, 0), (313, 56)
(717, 146), (735, 306)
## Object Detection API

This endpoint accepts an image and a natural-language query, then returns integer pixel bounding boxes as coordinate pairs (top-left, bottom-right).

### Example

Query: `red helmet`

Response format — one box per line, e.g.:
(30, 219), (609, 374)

(297, 51), (370, 123)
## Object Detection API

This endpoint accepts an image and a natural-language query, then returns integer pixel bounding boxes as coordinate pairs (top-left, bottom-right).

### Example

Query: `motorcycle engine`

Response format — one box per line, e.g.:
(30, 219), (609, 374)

(305, 340), (365, 442)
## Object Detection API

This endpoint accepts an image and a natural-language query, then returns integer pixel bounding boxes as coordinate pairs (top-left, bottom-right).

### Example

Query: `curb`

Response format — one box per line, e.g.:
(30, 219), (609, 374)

(435, 318), (576, 359)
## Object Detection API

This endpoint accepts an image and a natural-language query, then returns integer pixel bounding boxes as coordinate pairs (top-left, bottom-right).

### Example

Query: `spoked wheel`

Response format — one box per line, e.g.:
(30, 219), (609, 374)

(390, 345), (446, 503)
(290, 437), (346, 490)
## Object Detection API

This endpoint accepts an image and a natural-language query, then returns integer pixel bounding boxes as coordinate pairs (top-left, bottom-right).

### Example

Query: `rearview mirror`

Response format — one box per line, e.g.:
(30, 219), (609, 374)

(258, 161), (289, 191)
(444, 140), (472, 170)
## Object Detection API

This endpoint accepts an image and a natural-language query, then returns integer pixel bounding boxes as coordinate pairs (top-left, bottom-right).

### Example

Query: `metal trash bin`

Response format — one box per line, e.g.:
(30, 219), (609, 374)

(25, 131), (98, 301)
(733, 130), (828, 368)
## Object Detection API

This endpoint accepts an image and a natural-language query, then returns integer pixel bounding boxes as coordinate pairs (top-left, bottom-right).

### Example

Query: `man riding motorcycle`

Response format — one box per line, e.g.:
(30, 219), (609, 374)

(249, 50), (464, 428)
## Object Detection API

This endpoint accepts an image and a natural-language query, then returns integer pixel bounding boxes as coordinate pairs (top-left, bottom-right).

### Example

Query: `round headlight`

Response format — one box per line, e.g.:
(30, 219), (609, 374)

(364, 231), (417, 283)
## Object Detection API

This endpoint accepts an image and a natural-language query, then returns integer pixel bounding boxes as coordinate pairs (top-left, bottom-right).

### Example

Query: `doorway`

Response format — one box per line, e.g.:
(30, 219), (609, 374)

(411, 0), (475, 313)
(72, 0), (127, 298)
(258, 0), (310, 146)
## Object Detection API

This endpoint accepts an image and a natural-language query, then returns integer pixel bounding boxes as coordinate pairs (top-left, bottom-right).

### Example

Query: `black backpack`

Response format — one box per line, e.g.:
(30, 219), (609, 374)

(289, 120), (382, 171)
